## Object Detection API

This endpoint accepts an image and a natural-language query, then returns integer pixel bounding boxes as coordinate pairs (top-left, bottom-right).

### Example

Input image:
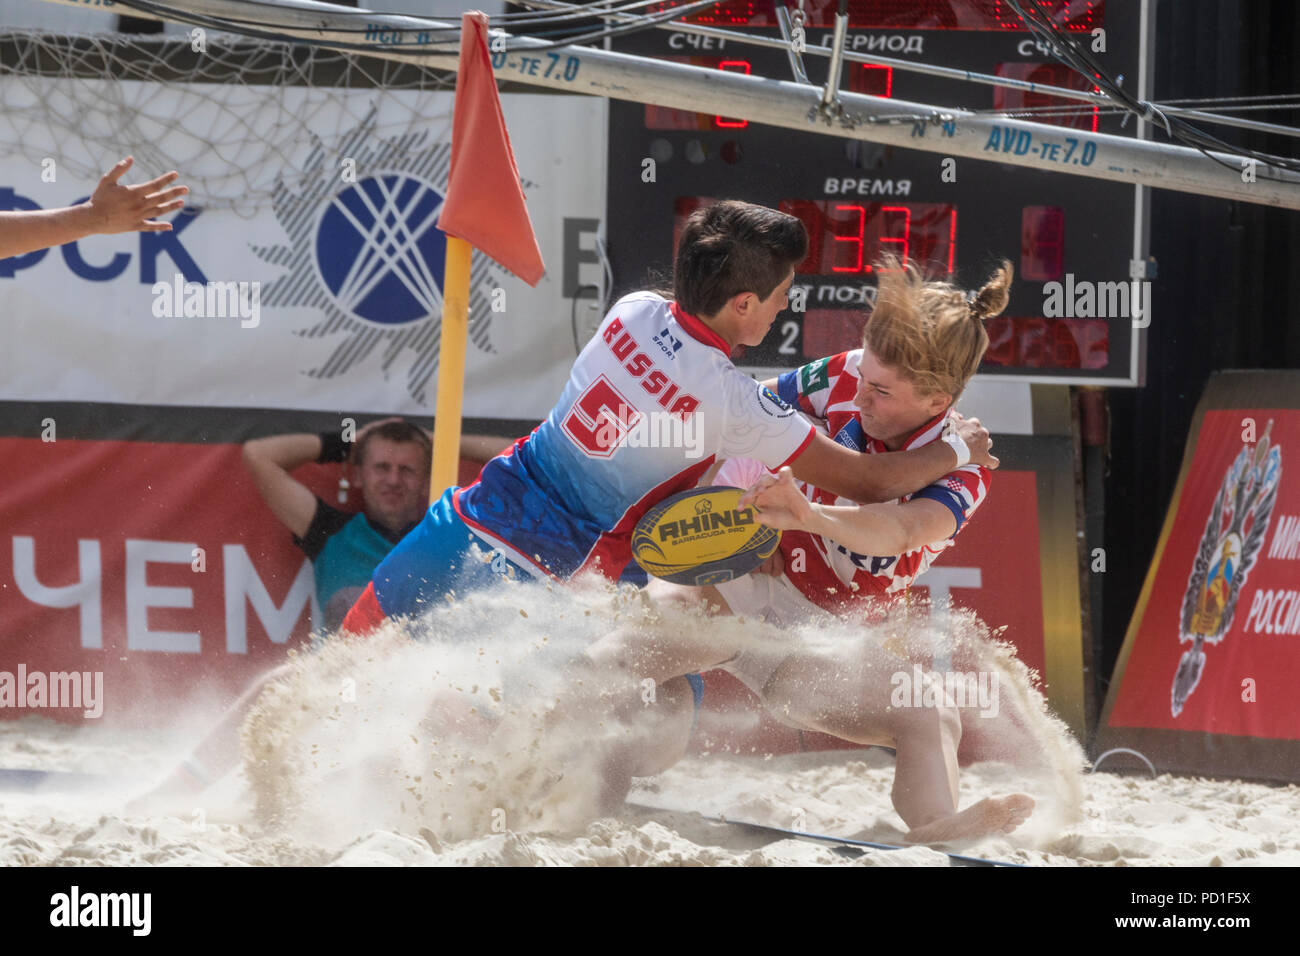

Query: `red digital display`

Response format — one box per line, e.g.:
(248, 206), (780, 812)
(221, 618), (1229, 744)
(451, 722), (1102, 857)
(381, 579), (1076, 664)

(983, 316), (1108, 369)
(674, 198), (956, 275)
(778, 200), (957, 274)
(714, 59), (753, 127)
(648, 1), (1102, 31)
(846, 63), (894, 97)
(994, 62), (1099, 131)
(645, 57), (754, 130)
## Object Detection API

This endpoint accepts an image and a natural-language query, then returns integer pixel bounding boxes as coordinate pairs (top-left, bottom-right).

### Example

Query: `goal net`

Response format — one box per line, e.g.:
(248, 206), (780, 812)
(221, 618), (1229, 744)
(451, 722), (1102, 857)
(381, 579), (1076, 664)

(0, 29), (458, 216)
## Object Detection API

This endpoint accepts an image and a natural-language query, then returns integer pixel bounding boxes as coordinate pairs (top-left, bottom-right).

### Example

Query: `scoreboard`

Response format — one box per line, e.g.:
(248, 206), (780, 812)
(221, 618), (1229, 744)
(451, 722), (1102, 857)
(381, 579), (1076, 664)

(605, 0), (1152, 385)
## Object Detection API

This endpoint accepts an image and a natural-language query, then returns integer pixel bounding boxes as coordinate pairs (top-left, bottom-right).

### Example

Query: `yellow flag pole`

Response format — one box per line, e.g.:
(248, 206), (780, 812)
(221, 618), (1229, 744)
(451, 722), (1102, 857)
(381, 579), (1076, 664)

(431, 235), (472, 498)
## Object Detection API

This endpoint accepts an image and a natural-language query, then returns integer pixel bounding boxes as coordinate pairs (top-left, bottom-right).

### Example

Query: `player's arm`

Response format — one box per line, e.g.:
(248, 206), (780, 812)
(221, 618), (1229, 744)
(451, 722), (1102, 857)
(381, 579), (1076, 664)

(759, 371), (987, 509)
(788, 418), (993, 504)
(741, 466), (957, 554)
(0, 157), (186, 260)
(0, 206), (103, 260)
(241, 433), (323, 538)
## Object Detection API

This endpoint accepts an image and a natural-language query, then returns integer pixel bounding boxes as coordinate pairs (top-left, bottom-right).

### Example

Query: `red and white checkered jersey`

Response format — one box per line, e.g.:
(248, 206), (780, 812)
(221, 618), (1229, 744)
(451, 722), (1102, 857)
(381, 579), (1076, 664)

(771, 349), (991, 611)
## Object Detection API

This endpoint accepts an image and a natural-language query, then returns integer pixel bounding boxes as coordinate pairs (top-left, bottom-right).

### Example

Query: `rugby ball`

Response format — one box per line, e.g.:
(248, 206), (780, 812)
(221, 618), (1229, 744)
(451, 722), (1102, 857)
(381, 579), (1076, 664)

(632, 485), (780, 586)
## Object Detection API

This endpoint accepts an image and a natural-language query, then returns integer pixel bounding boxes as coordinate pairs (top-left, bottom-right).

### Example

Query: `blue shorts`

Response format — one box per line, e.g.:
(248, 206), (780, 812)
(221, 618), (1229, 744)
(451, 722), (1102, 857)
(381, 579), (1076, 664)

(371, 487), (533, 617)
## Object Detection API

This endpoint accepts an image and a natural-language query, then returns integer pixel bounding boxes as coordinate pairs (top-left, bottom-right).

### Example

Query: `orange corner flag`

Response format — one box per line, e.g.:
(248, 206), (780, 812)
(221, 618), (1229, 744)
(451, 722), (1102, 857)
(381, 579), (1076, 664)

(437, 11), (546, 287)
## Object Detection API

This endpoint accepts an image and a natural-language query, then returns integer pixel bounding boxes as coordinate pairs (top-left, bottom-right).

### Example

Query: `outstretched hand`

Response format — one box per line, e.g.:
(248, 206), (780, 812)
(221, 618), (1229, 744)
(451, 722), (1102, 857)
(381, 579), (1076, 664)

(738, 466), (813, 531)
(85, 156), (188, 235)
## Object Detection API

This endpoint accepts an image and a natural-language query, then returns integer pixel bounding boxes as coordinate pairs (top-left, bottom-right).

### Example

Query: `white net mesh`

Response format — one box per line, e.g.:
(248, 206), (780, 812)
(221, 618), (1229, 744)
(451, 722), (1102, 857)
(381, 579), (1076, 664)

(0, 30), (457, 215)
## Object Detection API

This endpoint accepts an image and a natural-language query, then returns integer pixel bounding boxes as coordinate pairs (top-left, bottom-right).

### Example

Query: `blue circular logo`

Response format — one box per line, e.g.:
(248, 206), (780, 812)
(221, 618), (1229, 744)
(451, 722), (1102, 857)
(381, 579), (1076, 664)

(315, 174), (447, 325)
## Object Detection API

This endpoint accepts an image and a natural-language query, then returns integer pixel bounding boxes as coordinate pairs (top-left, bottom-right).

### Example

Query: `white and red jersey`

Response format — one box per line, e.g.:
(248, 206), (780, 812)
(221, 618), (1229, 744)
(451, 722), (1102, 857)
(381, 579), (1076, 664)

(769, 349), (990, 612)
(450, 291), (816, 582)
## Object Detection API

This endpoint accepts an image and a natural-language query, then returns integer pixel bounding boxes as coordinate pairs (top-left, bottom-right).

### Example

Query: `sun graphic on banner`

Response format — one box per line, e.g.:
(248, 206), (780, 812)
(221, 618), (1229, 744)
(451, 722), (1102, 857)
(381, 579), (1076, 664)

(250, 109), (514, 405)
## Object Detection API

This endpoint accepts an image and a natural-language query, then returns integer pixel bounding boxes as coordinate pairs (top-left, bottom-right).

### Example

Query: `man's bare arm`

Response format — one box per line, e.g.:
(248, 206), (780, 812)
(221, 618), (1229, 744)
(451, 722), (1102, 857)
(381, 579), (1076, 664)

(241, 433), (322, 538)
(0, 157), (187, 260)
(788, 417), (995, 504)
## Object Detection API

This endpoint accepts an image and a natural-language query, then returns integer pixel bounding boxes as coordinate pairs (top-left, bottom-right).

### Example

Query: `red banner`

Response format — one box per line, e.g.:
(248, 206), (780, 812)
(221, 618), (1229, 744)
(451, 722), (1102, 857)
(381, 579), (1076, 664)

(0, 439), (315, 724)
(1097, 372), (1300, 781)
(1107, 412), (1296, 736)
(0, 436), (487, 726)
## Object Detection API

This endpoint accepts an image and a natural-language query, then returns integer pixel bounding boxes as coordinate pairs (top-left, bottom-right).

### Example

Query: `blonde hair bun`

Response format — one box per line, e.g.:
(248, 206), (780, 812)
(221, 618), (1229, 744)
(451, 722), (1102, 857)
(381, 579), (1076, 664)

(971, 259), (1013, 321)
(864, 256), (1014, 401)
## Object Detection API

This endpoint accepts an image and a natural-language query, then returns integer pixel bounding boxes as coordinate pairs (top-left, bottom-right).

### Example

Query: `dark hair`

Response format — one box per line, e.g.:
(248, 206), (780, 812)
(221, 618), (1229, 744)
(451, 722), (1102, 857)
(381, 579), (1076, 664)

(355, 420), (432, 471)
(673, 200), (808, 317)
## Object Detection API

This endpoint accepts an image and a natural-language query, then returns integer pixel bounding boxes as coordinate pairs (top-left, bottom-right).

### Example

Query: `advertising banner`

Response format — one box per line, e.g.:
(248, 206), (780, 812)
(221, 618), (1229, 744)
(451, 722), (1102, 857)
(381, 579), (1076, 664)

(0, 84), (607, 419)
(1097, 371), (1300, 781)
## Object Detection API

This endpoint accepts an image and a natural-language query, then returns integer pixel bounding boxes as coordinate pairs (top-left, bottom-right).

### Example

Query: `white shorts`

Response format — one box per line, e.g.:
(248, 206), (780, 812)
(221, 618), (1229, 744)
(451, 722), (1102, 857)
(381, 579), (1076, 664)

(711, 572), (825, 697)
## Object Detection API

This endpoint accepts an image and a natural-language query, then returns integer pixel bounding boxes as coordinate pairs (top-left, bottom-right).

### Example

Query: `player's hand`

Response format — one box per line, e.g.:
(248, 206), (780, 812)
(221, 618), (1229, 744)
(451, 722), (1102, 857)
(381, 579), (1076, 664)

(85, 156), (188, 235)
(954, 415), (999, 470)
(737, 469), (778, 511)
(740, 466), (813, 531)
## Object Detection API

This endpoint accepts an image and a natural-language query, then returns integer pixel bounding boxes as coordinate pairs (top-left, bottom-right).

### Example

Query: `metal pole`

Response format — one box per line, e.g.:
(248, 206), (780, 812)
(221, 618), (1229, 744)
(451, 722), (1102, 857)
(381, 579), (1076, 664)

(773, 5), (809, 86)
(38, 0), (1300, 209)
(819, 0), (849, 112)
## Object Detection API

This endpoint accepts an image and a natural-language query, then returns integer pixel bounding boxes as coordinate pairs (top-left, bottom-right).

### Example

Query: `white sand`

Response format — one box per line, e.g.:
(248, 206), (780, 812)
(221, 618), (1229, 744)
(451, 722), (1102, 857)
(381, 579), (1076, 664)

(3, 579), (1297, 867)
(3, 720), (1298, 866)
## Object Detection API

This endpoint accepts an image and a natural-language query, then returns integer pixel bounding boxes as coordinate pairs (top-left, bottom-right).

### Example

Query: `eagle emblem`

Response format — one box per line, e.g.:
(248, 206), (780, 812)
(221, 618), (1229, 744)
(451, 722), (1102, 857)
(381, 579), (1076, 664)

(1173, 421), (1282, 716)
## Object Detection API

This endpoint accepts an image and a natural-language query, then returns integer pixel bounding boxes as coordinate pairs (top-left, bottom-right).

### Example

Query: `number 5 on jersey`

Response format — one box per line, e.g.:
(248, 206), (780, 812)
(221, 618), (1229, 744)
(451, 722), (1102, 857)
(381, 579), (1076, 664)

(562, 374), (642, 458)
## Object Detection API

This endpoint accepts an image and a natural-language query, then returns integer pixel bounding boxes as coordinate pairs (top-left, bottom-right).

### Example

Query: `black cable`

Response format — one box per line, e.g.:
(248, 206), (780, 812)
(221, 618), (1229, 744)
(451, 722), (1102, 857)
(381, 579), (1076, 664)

(1005, 0), (1300, 176)
(494, 0), (669, 26)
(101, 0), (723, 53)
(89, 0), (1300, 178)
(106, 0), (457, 41)
(570, 284), (601, 353)
(488, 0), (725, 53)
(126, 0), (667, 28)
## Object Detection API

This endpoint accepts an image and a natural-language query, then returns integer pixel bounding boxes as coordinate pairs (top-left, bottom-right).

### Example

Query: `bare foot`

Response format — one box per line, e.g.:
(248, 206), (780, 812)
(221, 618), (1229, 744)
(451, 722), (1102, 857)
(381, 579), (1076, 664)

(904, 793), (1034, 844)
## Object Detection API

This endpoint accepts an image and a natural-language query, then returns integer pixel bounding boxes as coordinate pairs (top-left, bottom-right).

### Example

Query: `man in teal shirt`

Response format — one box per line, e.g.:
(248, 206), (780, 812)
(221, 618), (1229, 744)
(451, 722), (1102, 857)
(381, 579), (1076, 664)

(242, 418), (433, 631)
